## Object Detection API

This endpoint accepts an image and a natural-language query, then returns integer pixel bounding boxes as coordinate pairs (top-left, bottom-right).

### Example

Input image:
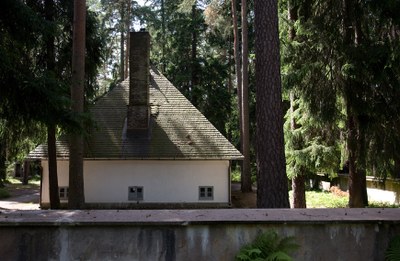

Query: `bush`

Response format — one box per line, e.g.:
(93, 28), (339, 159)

(386, 235), (400, 261)
(0, 188), (10, 199)
(236, 230), (299, 261)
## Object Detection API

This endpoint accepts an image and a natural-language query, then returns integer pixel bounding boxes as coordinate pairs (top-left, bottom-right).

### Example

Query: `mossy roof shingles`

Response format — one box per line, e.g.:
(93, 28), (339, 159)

(29, 68), (243, 160)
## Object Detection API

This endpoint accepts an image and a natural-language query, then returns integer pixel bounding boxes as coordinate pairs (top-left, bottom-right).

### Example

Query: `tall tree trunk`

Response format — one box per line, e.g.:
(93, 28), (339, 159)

(228, 36), (233, 94)
(231, 0), (242, 123)
(290, 94), (306, 208)
(231, 0), (243, 185)
(241, 0), (252, 192)
(69, 0), (86, 209)
(292, 170), (306, 208)
(22, 160), (30, 185)
(120, 31), (125, 81)
(343, 0), (367, 207)
(347, 113), (365, 207)
(45, 0), (60, 209)
(255, 0), (290, 208)
(0, 140), (6, 187)
(47, 124), (60, 208)
(124, 0), (130, 79)
(161, 0), (166, 73)
(119, 2), (125, 81)
(394, 159), (400, 178)
(288, 0), (305, 208)
(191, 5), (198, 99)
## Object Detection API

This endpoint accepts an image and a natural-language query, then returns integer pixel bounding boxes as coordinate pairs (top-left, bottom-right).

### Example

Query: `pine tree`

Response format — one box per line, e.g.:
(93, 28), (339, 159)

(69, 0), (86, 209)
(255, 0), (290, 208)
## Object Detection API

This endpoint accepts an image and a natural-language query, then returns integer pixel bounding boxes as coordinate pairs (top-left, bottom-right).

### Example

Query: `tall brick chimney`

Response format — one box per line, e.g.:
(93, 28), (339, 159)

(127, 30), (150, 132)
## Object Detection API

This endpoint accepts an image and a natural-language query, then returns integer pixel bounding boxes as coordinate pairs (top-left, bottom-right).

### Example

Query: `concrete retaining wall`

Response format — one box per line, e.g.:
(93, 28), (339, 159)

(336, 175), (400, 204)
(1, 209), (399, 260)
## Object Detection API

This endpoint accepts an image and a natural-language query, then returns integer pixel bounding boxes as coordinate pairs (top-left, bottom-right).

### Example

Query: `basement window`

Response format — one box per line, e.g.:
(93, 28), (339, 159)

(59, 187), (69, 200)
(128, 186), (144, 201)
(199, 186), (214, 200)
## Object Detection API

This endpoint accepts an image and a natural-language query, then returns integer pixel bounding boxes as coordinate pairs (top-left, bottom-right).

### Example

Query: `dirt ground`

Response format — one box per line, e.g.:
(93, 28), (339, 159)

(4, 183), (39, 197)
(230, 182), (257, 208)
(0, 182), (40, 210)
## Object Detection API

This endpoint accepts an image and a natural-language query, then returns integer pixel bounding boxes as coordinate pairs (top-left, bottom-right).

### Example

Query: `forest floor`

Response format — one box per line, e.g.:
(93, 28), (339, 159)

(230, 182), (257, 208)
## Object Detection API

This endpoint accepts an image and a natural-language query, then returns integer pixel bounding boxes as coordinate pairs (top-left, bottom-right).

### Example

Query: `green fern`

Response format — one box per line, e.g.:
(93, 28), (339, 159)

(386, 236), (400, 261)
(236, 230), (299, 261)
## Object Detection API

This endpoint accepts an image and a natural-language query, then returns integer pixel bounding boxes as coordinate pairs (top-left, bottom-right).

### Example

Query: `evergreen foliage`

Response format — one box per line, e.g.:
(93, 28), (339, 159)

(386, 235), (400, 261)
(0, 0), (104, 186)
(281, 0), (400, 206)
(236, 230), (299, 261)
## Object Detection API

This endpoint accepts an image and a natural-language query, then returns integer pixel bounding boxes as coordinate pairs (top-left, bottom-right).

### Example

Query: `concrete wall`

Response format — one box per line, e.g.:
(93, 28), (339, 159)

(337, 174), (400, 204)
(0, 209), (399, 261)
(41, 160), (230, 206)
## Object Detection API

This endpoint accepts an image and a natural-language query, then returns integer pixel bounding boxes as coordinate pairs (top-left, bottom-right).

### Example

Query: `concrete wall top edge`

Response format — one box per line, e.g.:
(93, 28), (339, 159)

(0, 208), (399, 227)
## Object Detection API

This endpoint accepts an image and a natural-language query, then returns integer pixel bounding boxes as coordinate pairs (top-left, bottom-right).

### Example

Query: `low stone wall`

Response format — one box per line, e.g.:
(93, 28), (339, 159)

(337, 175), (400, 204)
(1, 209), (399, 260)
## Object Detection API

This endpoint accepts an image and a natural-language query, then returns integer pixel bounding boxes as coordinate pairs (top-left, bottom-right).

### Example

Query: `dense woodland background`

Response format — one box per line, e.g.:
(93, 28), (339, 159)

(1, 0), (400, 208)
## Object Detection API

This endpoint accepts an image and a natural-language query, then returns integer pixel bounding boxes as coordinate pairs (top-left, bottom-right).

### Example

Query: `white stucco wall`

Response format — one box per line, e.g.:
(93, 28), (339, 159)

(41, 160), (230, 205)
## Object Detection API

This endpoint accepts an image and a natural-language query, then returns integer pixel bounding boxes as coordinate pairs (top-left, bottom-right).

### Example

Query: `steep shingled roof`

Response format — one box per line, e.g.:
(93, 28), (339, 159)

(28, 68), (243, 160)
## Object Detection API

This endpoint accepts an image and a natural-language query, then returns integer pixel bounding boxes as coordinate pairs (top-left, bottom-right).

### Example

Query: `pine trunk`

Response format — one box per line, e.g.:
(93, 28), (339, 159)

(231, 0), (243, 186)
(288, 1), (305, 208)
(47, 124), (60, 209)
(161, 0), (166, 73)
(124, 0), (130, 79)
(0, 141), (5, 187)
(48, 124), (60, 209)
(343, 0), (367, 207)
(45, 0), (60, 209)
(241, 0), (252, 193)
(69, 0), (86, 209)
(191, 5), (198, 96)
(292, 172), (306, 208)
(255, 0), (290, 208)
(347, 114), (365, 207)
(120, 30), (125, 81)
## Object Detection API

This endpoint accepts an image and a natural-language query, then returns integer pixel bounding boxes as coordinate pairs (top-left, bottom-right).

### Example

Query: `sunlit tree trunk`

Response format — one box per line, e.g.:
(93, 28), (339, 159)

(69, 0), (86, 209)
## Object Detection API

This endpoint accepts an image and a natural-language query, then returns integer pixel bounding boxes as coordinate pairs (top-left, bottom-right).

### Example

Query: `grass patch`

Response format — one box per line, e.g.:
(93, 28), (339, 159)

(299, 190), (399, 208)
(0, 187), (10, 199)
(6, 176), (40, 186)
(289, 190), (349, 208)
(305, 190), (348, 208)
(368, 201), (399, 208)
(6, 176), (22, 184)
